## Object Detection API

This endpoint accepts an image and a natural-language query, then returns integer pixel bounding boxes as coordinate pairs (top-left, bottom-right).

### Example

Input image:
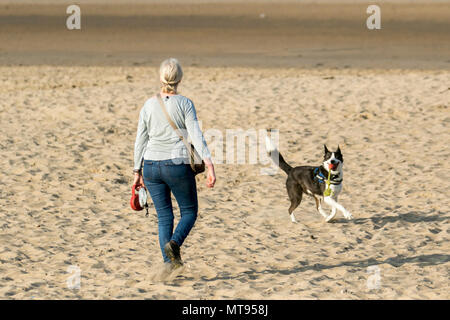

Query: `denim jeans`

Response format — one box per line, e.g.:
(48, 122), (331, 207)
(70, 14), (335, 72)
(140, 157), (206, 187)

(142, 159), (198, 263)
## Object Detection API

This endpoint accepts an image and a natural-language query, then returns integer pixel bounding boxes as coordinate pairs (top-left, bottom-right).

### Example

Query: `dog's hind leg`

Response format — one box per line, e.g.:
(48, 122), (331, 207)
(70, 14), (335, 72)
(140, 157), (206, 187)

(287, 179), (302, 223)
(288, 195), (302, 223)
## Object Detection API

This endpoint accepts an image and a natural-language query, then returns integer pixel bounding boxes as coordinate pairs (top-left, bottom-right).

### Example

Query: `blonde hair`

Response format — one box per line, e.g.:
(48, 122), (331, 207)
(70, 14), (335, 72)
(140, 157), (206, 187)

(159, 58), (183, 93)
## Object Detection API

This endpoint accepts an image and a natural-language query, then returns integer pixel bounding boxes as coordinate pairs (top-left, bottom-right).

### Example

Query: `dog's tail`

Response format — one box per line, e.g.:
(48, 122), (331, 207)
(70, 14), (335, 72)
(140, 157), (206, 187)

(265, 136), (293, 175)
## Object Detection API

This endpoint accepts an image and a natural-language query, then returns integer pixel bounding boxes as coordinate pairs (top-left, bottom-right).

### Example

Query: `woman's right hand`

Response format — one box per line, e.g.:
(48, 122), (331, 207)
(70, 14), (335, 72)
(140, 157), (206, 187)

(133, 172), (145, 189)
(205, 162), (216, 188)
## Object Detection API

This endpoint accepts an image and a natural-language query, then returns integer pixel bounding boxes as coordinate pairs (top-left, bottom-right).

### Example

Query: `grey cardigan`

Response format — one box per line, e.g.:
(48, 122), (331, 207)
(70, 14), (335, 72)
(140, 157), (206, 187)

(133, 94), (211, 171)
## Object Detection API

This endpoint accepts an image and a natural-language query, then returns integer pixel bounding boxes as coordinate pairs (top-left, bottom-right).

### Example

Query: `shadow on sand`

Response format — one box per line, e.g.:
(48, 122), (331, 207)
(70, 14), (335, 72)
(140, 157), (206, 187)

(348, 210), (448, 229)
(198, 210), (449, 282)
(201, 253), (450, 282)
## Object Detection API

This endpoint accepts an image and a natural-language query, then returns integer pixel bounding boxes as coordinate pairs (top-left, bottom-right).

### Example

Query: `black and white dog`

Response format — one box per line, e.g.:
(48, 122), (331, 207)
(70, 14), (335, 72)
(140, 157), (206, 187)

(266, 137), (352, 223)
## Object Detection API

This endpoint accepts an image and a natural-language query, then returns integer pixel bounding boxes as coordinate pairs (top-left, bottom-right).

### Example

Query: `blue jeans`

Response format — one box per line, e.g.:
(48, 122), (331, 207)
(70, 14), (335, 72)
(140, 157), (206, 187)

(142, 159), (198, 263)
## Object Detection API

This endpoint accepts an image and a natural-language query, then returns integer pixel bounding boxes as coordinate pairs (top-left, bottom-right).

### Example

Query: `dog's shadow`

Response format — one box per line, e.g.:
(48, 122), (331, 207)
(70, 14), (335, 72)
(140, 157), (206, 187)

(331, 210), (449, 229)
(276, 253), (450, 275)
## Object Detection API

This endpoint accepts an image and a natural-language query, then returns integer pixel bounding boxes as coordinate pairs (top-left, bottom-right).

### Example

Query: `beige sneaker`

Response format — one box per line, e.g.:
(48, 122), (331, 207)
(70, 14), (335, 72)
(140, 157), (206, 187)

(164, 240), (183, 268)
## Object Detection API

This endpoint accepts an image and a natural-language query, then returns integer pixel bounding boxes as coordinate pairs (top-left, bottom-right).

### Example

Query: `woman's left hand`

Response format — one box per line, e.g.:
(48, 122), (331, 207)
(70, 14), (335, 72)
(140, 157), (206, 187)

(133, 173), (145, 189)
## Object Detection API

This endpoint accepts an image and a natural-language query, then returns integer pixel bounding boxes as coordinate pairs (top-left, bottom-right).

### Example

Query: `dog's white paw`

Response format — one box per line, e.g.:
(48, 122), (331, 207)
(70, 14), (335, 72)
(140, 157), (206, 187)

(290, 214), (297, 223)
(344, 211), (353, 220)
(319, 209), (328, 218)
(325, 213), (337, 222)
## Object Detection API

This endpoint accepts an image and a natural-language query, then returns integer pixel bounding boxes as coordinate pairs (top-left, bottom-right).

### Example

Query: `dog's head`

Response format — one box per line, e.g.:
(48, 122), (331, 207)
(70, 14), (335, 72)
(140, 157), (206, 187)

(323, 145), (344, 173)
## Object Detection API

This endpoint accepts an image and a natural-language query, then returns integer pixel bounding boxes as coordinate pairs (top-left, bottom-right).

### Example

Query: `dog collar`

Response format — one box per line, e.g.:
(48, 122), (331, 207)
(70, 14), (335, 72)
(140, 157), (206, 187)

(314, 167), (343, 185)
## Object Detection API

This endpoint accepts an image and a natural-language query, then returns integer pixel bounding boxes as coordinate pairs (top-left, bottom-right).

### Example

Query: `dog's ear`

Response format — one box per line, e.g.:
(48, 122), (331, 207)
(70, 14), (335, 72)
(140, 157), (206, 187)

(336, 145), (343, 162)
(324, 144), (329, 154)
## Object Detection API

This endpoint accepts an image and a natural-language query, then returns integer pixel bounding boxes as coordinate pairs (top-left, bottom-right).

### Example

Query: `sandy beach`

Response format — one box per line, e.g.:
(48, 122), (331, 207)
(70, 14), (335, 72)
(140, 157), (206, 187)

(0, 1), (449, 299)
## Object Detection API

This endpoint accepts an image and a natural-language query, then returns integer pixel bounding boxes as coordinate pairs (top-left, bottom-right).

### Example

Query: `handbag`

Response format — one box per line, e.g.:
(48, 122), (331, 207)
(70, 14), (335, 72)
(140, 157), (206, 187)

(156, 93), (205, 175)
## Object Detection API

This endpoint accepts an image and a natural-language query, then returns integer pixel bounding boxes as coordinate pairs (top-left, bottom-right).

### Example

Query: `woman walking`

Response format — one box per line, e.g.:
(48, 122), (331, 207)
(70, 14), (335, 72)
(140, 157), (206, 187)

(133, 58), (216, 269)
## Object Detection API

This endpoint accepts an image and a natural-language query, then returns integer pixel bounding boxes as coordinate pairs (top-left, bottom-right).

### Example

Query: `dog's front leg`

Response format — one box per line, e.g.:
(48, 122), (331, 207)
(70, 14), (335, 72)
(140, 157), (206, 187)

(314, 196), (328, 218)
(326, 205), (337, 222)
(325, 195), (338, 222)
(323, 196), (352, 220)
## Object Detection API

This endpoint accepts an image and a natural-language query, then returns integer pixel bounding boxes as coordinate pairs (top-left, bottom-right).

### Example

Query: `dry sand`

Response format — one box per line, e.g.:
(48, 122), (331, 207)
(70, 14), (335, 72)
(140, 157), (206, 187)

(0, 1), (449, 299)
(1, 66), (449, 299)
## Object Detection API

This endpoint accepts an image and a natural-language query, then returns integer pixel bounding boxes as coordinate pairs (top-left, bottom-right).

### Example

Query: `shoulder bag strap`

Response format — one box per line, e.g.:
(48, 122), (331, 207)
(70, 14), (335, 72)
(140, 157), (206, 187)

(156, 93), (185, 140)
(156, 93), (201, 161)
